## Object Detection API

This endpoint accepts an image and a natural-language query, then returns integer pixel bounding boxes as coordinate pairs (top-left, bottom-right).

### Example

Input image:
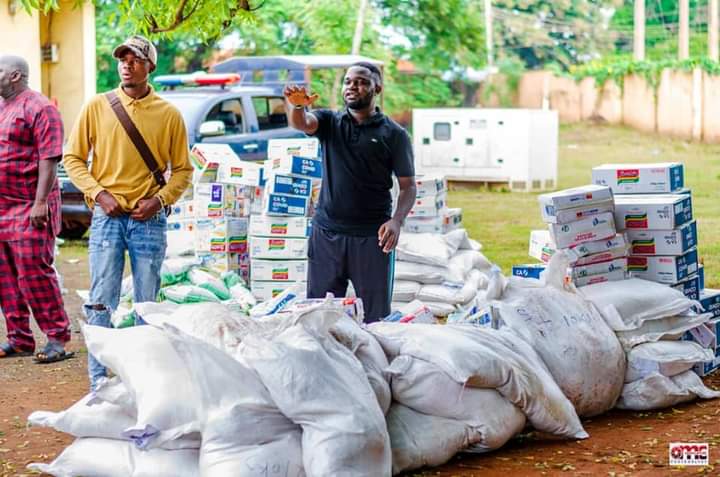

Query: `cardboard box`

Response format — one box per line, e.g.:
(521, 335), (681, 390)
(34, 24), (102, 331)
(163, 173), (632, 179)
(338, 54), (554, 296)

(548, 211), (616, 249)
(529, 231), (628, 265)
(267, 138), (319, 160)
(628, 248), (699, 284)
(249, 236), (308, 260)
(194, 218), (249, 254)
(614, 194), (693, 230)
(626, 220), (697, 255)
(528, 230), (555, 263)
(592, 162), (684, 194)
(538, 185), (613, 217)
(512, 264), (546, 279)
(251, 280), (306, 301)
(685, 322), (717, 349)
(262, 193), (309, 216)
(264, 173), (312, 198)
(193, 183), (254, 218)
(408, 194), (446, 217)
(168, 200), (195, 221)
(216, 158), (263, 186)
(415, 175), (448, 198)
(251, 259), (308, 282)
(541, 199), (614, 225)
(197, 251), (250, 276)
(693, 357), (720, 377)
(573, 268), (626, 287)
(699, 289), (720, 318)
(671, 273), (702, 300)
(404, 208), (462, 234)
(571, 257), (628, 279)
(249, 215), (311, 238)
(266, 156), (322, 179)
(190, 144), (239, 183)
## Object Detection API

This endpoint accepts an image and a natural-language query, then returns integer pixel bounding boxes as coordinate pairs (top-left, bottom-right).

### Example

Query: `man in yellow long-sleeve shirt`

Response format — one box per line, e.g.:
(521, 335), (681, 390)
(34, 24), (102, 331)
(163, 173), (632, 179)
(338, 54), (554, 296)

(63, 35), (192, 389)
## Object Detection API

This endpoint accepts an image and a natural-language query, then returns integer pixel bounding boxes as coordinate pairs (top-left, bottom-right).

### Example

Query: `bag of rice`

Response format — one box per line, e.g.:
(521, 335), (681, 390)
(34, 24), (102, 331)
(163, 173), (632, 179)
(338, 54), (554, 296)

(187, 268), (230, 300)
(160, 285), (221, 304)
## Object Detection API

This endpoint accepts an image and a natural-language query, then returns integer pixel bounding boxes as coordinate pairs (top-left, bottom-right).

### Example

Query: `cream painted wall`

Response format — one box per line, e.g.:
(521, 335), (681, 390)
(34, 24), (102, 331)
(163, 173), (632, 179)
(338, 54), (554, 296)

(42, 0), (96, 133)
(0, 1), (42, 92)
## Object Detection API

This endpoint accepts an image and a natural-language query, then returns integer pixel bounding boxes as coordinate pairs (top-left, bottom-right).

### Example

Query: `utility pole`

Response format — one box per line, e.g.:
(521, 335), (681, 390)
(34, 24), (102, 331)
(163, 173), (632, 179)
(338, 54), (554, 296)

(710, 0), (719, 61)
(485, 0), (494, 67)
(633, 0), (645, 60)
(679, 0), (690, 60)
(351, 0), (369, 55)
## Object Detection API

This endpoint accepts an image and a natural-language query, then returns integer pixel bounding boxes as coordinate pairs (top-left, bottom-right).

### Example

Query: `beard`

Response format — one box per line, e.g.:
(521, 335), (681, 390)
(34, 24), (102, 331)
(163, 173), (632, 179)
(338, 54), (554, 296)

(344, 91), (374, 110)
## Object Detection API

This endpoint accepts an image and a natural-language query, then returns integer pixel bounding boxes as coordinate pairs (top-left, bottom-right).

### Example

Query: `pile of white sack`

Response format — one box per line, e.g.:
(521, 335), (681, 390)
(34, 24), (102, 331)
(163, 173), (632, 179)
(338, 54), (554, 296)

(579, 277), (720, 410)
(28, 253), (720, 477)
(392, 229), (493, 317)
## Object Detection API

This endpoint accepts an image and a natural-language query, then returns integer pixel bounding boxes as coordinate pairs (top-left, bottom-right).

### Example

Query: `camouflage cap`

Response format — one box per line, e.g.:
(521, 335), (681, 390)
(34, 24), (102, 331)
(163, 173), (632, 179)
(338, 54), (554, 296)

(112, 35), (157, 65)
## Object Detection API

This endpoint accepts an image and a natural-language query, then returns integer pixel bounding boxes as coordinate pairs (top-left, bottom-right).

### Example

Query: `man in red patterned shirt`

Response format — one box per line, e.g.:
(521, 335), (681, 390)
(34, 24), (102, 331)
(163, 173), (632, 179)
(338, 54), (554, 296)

(0, 55), (72, 363)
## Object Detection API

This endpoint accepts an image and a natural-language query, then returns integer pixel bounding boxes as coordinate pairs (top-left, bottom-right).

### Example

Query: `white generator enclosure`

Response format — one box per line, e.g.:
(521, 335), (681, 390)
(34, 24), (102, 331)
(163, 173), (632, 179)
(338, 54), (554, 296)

(412, 108), (558, 191)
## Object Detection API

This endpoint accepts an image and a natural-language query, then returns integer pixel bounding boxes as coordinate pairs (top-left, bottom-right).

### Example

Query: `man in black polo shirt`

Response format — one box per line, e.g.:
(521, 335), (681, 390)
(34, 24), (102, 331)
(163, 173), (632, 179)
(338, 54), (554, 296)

(284, 62), (417, 322)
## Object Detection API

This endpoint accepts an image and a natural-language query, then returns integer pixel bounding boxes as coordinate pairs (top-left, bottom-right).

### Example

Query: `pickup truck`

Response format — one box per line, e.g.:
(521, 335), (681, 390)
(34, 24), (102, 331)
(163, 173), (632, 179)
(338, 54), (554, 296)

(58, 79), (303, 238)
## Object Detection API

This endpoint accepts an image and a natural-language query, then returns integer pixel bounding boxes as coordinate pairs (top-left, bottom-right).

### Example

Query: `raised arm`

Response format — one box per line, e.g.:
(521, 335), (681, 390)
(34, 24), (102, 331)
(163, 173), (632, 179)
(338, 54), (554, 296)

(284, 84), (320, 135)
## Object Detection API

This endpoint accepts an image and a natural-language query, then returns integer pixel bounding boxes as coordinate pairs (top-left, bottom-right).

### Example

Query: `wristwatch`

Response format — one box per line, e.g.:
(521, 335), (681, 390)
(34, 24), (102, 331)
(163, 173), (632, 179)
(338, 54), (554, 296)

(294, 104), (306, 110)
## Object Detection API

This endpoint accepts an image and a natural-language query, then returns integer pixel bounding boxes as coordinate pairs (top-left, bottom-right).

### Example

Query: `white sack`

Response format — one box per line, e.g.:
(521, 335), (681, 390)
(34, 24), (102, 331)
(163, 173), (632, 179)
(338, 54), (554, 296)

(27, 438), (199, 477)
(330, 315), (392, 414)
(423, 301), (457, 317)
(579, 278), (697, 331)
(490, 252), (626, 417)
(368, 322), (587, 439)
(163, 325), (304, 477)
(387, 404), (482, 476)
(394, 261), (447, 284)
(396, 229), (468, 267)
(82, 324), (197, 449)
(393, 280), (421, 302)
(615, 313), (711, 351)
(28, 393), (134, 441)
(616, 370), (720, 410)
(136, 302), (245, 356)
(417, 269), (483, 305)
(241, 302), (392, 477)
(387, 355), (525, 452)
(626, 341), (715, 382)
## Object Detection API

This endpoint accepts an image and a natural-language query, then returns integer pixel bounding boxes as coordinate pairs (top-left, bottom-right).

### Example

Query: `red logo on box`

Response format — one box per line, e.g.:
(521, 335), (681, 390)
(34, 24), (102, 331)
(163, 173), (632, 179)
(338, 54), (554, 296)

(669, 443), (709, 466)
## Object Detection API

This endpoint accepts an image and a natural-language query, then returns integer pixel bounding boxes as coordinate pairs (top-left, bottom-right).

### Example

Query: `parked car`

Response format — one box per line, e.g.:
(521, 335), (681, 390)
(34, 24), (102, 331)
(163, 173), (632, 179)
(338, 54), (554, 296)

(58, 54), (383, 238)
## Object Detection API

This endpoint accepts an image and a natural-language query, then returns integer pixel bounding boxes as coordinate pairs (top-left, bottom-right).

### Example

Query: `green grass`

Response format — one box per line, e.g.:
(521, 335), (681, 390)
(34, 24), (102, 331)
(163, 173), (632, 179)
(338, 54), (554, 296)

(448, 122), (720, 289)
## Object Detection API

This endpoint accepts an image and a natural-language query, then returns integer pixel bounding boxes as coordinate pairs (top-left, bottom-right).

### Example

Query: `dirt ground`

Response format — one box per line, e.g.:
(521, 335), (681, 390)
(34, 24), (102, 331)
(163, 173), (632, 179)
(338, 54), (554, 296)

(1, 251), (720, 477)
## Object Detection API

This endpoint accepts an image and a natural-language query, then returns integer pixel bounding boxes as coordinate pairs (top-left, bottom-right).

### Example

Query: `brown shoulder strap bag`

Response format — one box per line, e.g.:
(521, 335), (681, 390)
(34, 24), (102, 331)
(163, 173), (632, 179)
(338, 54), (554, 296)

(105, 91), (172, 215)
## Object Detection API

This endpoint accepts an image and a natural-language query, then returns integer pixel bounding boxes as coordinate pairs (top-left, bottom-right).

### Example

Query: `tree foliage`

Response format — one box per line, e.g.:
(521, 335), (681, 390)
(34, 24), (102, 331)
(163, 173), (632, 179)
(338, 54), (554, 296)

(22, 0), (258, 41)
(492, 0), (622, 70)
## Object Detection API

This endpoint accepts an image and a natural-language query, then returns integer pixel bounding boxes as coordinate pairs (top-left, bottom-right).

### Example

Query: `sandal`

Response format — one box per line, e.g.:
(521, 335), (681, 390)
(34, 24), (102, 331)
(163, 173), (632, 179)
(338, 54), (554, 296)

(0, 342), (33, 358)
(34, 341), (75, 364)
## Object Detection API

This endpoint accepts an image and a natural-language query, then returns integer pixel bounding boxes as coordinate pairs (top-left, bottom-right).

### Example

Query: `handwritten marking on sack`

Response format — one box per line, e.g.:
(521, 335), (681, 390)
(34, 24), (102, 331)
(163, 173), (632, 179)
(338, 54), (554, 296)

(244, 461), (305, 476)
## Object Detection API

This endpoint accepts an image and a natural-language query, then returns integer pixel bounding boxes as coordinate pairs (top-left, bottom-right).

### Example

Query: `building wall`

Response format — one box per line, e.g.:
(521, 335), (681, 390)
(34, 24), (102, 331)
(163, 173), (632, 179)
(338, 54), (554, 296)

(1, 1), (95, 135)
(0, 1), (42, 92)
(513, 68), (720, 143)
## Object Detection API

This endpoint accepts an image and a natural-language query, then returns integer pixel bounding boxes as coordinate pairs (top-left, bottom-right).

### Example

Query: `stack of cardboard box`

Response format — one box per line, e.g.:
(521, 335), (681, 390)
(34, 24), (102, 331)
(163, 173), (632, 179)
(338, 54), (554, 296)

(593, 163), (700, 296)
(591, 162), (720, 376)
(402, 175), (462, 234)
(248, 138), (321, 301)
(515, 185), (628, 286)
(167, 144), (260, 281)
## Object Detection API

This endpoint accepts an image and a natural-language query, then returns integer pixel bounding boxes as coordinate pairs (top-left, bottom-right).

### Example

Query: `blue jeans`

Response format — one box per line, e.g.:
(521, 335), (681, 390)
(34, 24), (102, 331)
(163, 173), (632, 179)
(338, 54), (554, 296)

(84, 206), (167, 390)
